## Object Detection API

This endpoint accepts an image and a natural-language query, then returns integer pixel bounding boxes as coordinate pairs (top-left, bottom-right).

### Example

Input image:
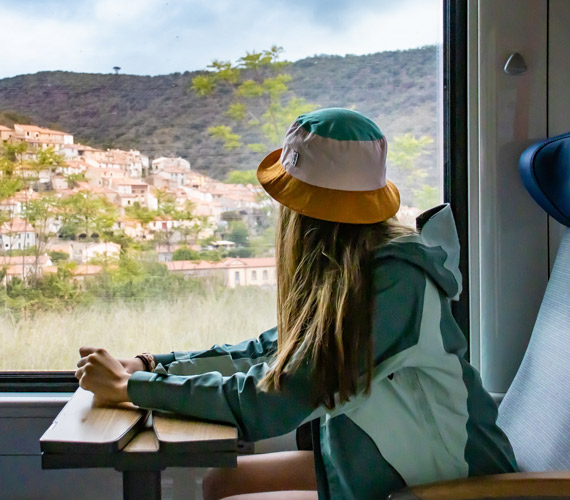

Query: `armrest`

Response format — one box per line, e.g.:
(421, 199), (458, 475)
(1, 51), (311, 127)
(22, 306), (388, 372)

(388, 471), (570, 500)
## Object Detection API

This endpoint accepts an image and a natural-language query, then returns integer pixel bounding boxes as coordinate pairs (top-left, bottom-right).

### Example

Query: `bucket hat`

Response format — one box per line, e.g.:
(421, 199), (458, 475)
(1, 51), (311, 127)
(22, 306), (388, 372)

(257, 108), (400, 224)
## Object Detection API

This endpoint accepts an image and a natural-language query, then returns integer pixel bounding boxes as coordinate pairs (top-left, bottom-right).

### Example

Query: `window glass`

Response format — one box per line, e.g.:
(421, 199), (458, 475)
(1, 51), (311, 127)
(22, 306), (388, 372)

(0, 0), (443, 371)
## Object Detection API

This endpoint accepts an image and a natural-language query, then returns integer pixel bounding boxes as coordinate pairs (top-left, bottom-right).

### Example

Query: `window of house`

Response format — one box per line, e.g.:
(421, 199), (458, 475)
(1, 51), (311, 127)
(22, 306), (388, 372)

(0, 0), (456, 386)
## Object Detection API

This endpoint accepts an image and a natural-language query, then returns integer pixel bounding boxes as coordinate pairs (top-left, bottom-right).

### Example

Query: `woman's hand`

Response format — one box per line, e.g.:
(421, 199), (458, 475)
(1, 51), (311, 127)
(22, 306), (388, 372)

(119, 357), (146, 374)
(75, 346), (131, 404)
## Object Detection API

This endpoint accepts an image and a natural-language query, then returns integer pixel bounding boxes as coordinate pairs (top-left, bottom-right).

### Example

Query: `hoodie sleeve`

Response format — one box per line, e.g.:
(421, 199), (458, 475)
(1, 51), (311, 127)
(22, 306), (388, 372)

(152, 327), (278, 377)
(128, 357), (319, 442)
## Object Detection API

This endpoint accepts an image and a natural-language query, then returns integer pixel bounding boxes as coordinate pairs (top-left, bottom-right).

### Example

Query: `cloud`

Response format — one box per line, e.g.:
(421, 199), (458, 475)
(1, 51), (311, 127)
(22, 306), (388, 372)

(0, 0), (441, 78)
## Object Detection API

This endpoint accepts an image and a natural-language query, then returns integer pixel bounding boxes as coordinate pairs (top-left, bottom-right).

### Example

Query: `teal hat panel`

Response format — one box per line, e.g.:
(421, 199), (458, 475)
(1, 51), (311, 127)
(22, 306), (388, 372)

(296, 108), (384, 142)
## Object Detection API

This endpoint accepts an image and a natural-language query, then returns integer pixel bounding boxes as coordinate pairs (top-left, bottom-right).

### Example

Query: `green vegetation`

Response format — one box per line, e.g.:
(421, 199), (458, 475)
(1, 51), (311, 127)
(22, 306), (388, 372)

(0, 252), (205, 314)
(225, 169), (259, 185)
(388, 133), (438, 208)
(0, 285), (277, 370)
(192, 46), (317, 153)
(172, 247), (199, 261)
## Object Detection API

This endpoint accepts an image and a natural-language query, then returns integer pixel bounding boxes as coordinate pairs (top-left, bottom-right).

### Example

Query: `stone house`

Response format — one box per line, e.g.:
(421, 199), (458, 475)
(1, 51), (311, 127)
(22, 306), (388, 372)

(165, 257), (276, 288)
(0, 218), (36, 251)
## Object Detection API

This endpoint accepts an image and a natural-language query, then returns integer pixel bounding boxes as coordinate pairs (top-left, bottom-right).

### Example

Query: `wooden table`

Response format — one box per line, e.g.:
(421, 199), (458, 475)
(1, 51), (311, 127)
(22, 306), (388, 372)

(40, 388), (238, 500)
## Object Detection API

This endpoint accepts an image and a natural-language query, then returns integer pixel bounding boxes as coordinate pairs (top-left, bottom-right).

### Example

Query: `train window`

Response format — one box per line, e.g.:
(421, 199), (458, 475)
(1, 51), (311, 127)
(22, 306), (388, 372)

(0, 0), (453, 388)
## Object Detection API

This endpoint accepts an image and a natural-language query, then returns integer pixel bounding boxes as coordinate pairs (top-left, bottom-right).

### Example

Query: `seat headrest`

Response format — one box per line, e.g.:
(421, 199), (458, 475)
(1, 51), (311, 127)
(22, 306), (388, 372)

(520, 132), (570, 227)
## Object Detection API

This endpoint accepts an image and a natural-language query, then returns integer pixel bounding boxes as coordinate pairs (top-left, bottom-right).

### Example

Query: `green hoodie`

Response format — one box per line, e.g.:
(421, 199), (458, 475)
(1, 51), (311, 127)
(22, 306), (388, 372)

(128, 204), (518, 499)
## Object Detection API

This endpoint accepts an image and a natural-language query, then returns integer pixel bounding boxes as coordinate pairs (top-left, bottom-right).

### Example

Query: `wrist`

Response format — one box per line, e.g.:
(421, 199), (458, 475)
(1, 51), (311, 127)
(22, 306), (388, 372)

(132, 357), (146, 372)
(135, 353), (156, 372)
(119, 375), (130, 403)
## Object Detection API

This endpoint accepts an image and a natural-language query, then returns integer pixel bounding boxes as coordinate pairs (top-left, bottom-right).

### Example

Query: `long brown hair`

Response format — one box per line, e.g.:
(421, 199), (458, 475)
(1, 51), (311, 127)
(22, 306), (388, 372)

(261, 205), (414, 409)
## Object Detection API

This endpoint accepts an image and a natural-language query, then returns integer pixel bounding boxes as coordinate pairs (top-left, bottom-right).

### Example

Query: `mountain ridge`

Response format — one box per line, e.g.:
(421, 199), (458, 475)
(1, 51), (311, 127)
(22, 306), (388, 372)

(0, 46), (439, 181)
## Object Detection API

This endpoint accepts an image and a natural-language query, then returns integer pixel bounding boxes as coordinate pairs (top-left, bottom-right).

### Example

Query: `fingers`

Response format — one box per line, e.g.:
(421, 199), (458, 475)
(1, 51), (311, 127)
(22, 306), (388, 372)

(74, 365), (88, 390)
(76, 351), (97, 368)
(77, 347), (109, 368)
(79, 346), (106, 357)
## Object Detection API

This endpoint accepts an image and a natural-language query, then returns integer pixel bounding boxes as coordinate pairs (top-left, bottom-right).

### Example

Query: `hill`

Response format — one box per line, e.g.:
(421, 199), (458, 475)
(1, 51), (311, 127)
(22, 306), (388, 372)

(0, 46), (439, 182)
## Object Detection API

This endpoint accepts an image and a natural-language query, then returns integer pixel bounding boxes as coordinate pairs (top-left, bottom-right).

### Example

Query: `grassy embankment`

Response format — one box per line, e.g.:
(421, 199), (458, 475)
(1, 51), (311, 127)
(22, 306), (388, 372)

(0, 286), (277, 371)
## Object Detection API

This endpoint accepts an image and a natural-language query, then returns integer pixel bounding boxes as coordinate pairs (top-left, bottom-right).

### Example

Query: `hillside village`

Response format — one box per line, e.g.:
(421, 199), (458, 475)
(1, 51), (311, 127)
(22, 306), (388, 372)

(0, 123), (277, 289)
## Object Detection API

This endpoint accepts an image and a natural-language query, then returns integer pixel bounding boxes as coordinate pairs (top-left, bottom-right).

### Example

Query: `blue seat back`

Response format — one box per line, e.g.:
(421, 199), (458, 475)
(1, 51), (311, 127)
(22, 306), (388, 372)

(497, 132), (570, 471)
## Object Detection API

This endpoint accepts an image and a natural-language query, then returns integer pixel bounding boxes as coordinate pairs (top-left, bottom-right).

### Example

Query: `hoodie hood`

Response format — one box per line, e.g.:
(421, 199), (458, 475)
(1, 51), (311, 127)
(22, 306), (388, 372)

(374, 204), (462, 300)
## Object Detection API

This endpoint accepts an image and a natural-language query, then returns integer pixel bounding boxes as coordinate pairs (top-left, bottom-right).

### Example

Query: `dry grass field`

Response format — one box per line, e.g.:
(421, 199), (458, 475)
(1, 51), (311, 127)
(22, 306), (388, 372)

(0, 286), (277, 371)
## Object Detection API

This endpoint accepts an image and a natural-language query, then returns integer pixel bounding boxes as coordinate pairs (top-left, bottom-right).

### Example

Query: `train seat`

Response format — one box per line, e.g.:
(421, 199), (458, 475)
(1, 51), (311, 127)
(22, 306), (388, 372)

(498, 131), (570, 471)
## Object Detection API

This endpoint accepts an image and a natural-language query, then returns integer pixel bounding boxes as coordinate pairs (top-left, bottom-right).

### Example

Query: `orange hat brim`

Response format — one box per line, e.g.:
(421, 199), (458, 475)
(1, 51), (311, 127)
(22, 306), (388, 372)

(257, 149), (400, 224)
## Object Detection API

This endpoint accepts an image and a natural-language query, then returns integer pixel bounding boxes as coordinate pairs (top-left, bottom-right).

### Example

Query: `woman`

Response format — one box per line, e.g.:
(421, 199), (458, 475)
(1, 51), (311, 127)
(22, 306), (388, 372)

(76, 108), (518, 500)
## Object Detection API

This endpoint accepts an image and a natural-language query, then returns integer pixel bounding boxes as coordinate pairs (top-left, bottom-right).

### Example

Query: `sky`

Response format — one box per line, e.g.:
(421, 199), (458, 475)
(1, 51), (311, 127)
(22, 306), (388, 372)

(0, 0), (442, 79)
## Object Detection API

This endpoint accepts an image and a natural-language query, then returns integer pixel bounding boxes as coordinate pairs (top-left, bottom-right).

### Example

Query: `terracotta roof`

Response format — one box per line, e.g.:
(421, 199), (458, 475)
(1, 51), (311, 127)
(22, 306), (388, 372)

(0, 125), (12, 132)
(165, 257), (275, 272)
(65, 160), (88, 170)
(225, 257), (276, 268)
(6, 191), (40, 203)
(5, 264), (27, 276)
(0, 255), (51, 266)
(113, 179), (148, 186)
(165, 260), (226, 271)
(47, 242), (72, 253)
(162, 167), (186, 174)
(15, 124), (70, 135)
(86, 165), (126, 173)
(24, 138), (66, 144)
(0, 218), (34, 234)
(84, 242), (121, 252)
(62, 144), (98, 151)
(73, 264), (102, 276)
(75, 182), (117, 194)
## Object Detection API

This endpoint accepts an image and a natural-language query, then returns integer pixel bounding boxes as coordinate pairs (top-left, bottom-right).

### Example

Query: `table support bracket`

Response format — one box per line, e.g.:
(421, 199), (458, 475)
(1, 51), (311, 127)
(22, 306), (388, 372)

(123, 470), (162, 500)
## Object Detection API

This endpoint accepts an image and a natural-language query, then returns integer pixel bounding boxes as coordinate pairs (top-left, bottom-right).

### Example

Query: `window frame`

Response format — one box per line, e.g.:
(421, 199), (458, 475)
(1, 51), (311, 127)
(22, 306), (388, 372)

(443, 0), (469, 353)
(0, 0), (468, 391)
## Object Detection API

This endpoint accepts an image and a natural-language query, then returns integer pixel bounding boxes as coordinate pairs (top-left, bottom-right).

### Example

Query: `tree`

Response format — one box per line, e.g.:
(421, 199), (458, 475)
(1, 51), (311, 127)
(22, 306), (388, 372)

(48, 251), (69, 262)
(22, 193), (58, 279)
(65, 172), (87, 188)
(0, 142), (34, 255)
(225, 169), (259, 185)
(228, 221), (249, 247)
(0, 143), (27, 211)
(154, 189), (177, 216)
(59, 191), (118, 239)
(388, 134), (437, 207)
(125, 201), (158, 239)
(250, 224), (276, 257)
(191, 46), (318, 153)
(0, 142), (28, 177)
(389, 134), (434, 177)
(414, 185), (441, 210)
(32, 146), (66, 182)
(172, 247), (200, 261)
(173, 201), (207, 246)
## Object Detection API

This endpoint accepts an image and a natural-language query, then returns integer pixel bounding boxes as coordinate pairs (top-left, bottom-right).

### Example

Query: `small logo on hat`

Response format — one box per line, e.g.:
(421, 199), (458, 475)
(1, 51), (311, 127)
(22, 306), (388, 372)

(291, 151), (299, 167)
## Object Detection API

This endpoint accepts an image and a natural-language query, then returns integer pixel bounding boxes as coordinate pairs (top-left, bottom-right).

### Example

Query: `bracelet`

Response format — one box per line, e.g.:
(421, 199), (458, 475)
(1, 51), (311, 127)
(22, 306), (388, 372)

(135, 353), (156, 372)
